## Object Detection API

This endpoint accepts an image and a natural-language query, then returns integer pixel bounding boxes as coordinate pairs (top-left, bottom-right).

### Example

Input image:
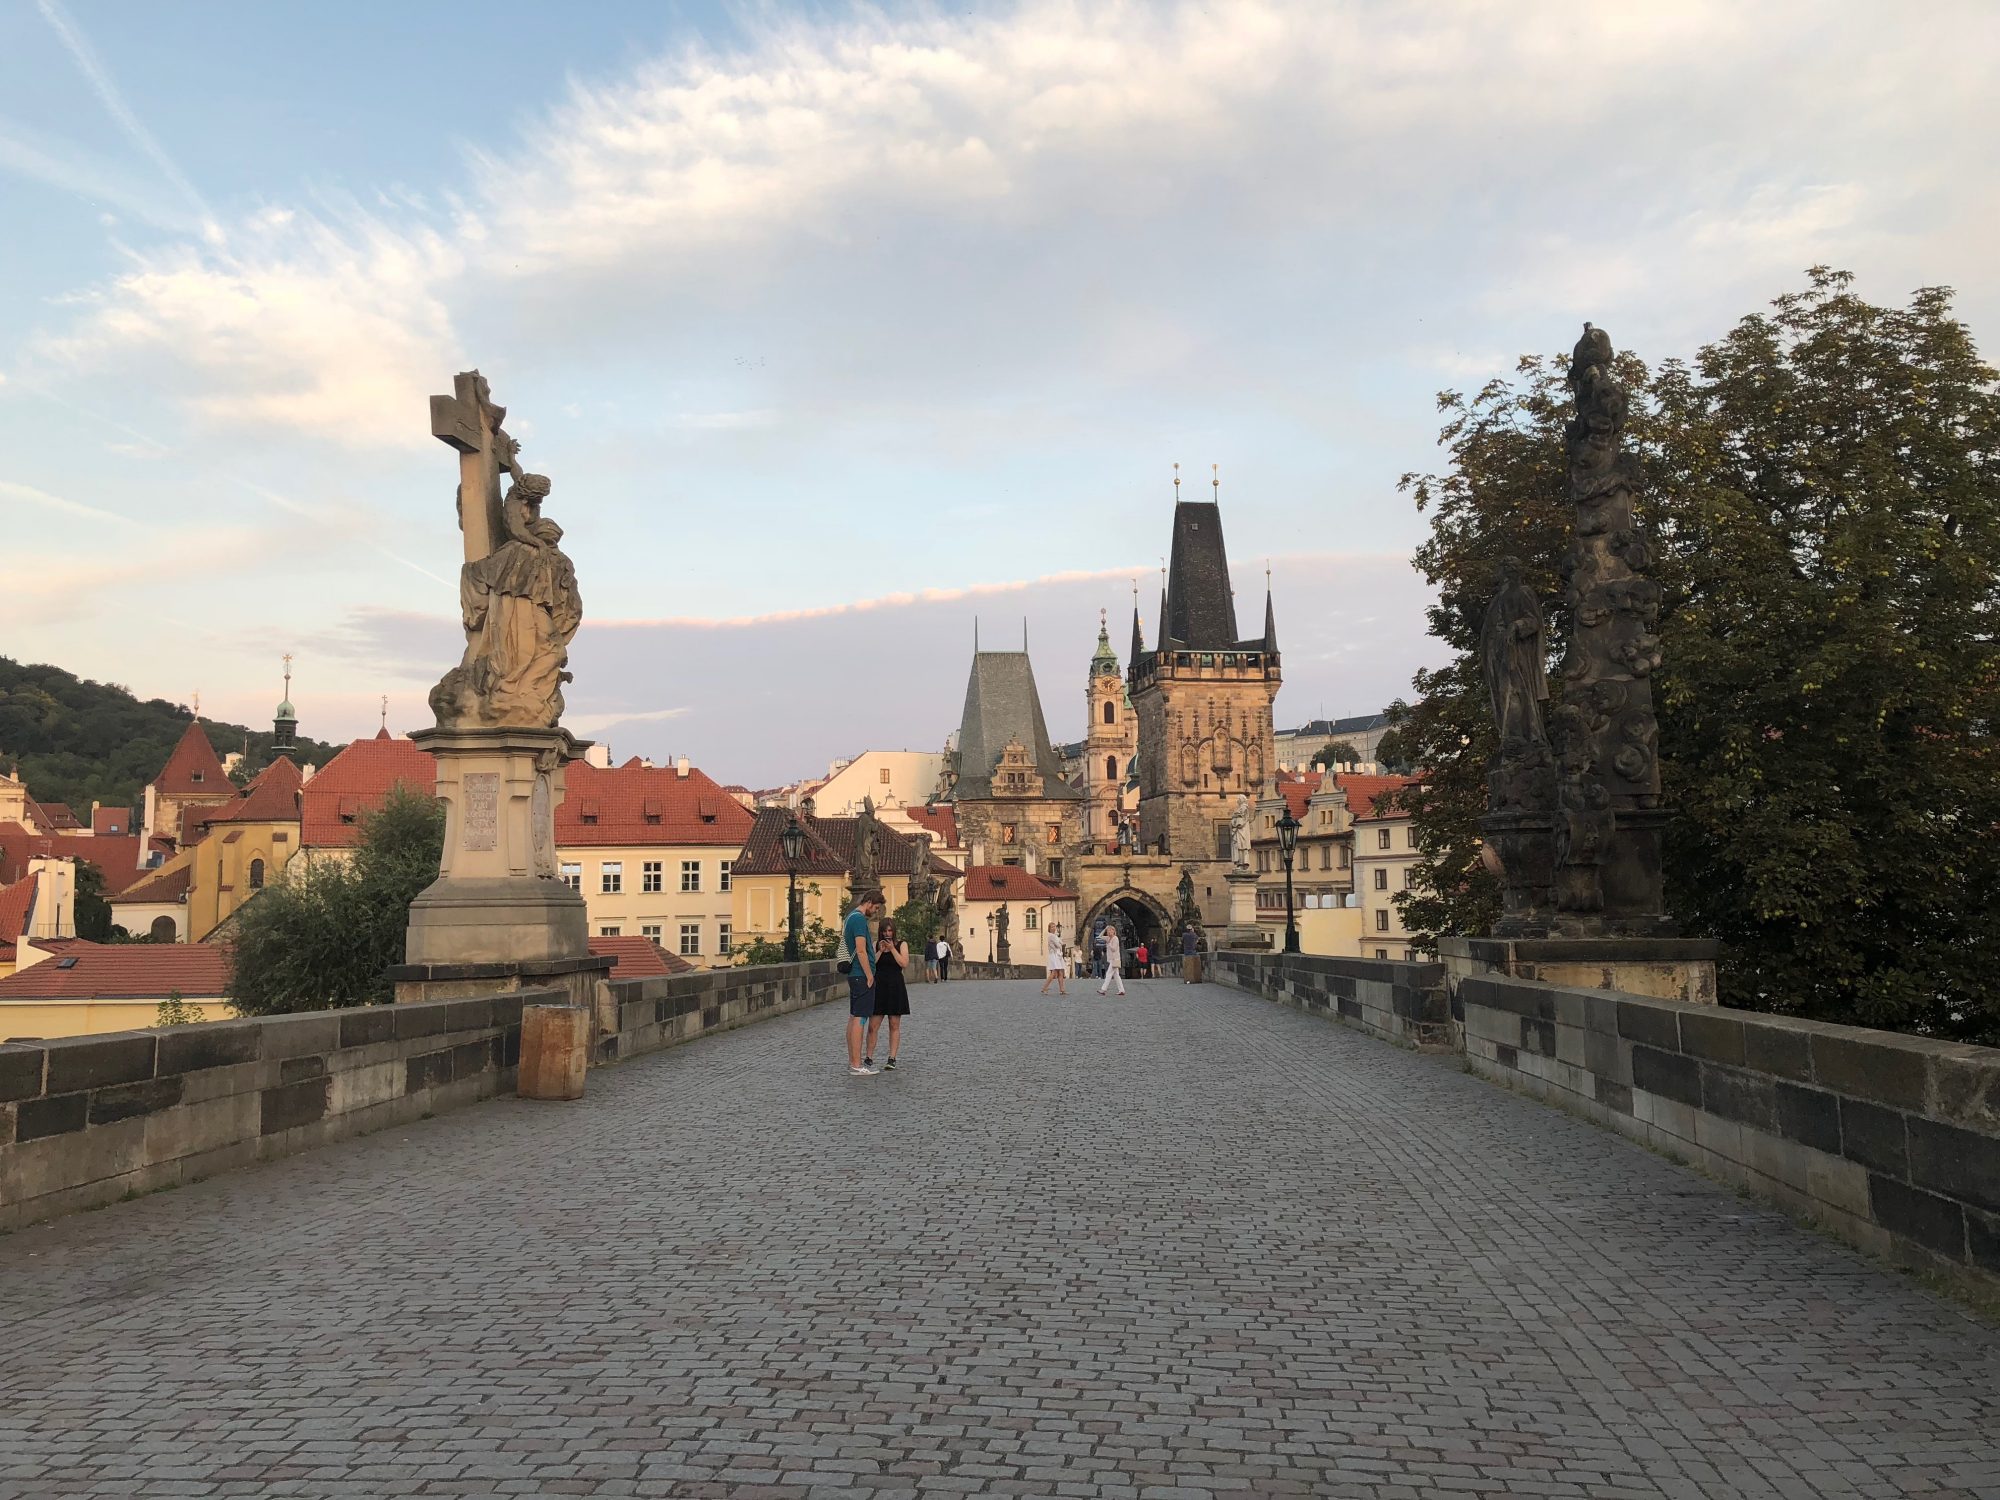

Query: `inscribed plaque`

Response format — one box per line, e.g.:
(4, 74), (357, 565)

(464, 772), (500, 852)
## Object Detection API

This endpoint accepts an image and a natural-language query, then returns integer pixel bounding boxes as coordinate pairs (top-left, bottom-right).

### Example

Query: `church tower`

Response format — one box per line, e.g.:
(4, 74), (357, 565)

(1129, 467), (1280, 887)
(272, 653), (298, 753)
(1082, 610), (1136, 853)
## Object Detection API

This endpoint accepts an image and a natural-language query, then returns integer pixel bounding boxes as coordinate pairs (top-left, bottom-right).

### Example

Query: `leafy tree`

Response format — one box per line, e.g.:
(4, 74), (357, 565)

(1386, 270), (2000, 1042)
(735, 881), (842, 966)
(73, 861), (114, 941)
(890, 892), (943, 953)
(1310, 739), (1360, 770)
(227, 786), (445, 1014)
(154, 990), (206, 1026)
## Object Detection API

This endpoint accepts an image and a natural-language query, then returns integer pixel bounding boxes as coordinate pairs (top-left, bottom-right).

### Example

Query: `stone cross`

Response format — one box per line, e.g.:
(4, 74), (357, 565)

(430, 371), (510, 564)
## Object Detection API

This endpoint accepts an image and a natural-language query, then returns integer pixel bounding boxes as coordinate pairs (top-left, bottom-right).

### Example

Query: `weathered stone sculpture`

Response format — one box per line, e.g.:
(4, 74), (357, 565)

(1550, 324), (1673, 936)
(993, 901), (1010, 963)
(1229, 795), (1251, 869)
(398, 371), (599, 985)
(1478, 557), (1558, 934)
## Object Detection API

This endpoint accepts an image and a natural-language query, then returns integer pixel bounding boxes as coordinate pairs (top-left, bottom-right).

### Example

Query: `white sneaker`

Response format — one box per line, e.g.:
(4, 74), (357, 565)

(849, 1064), (878, 1076)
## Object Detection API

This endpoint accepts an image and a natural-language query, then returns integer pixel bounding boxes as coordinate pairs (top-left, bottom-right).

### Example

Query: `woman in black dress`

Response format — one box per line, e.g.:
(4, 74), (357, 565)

(864, 919), (911, 1071)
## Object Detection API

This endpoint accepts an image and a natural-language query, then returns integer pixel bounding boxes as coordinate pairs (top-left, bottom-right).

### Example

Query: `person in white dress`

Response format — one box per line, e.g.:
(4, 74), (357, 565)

(1040, 924), (1069, 996)
(1098, 924), (1126, 996)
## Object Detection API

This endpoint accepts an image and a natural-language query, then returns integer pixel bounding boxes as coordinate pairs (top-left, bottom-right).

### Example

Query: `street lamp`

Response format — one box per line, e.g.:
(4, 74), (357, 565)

(986, 911), (996, 963)
(780, 812), (806, 962)
(1276, 807), (1301, 954)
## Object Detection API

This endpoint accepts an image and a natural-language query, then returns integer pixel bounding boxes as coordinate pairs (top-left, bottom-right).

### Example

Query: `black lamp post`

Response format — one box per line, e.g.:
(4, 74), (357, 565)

(1276, 807), (1301, 954)
(986, 911), (996, 963)
(780, 812), (806, 962)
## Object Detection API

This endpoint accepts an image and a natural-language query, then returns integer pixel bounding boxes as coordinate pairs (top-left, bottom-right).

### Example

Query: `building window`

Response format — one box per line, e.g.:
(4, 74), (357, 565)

(642, 860), (663, 892)
(1405, 825), (1415, 848)
(1402, 867), (1412, 889)
(681, 860), (701, 892)
(560, 862), (582, 890)
(1103, 701), (1116, 724)
(1376, 948), (1389, 960)
(719, 860), (732, 892)
(718, 923), (733, 955)
(190, 770), (204, 783)
(1025, 908), (1039, 930)
(678, 923), (701, 956)
(879, 767), (891, 783)
(602, 861), (623, 894)
(1319, 845), (1332, 870)
(1375, 909), (1389, 932)
(1046, 823), (1061, 845)
(599, 925), (622, 937)
(1405, 948), (1417, 961)
(1339, 846), (1352, 869)
(1045, 859), (1062, 884)
(1377, 828), (1392, 850)
(641, 924), (662, 942)
(1374, 868), (1388, 891)
(1000, 823), (1017, 844)
(248, 857), (265, 889)
(1105, 754), (1118, 779)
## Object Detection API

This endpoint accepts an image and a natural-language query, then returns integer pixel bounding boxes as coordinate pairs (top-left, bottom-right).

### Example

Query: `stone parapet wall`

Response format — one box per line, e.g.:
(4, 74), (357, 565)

(1211, 951), (1451, 1047)
(1461, 977), (2000, 1294)
(0, 961), (845, 1233)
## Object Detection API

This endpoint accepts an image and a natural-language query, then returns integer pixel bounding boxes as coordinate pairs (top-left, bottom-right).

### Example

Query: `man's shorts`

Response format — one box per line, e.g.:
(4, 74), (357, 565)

(848, 970), (876, 1020)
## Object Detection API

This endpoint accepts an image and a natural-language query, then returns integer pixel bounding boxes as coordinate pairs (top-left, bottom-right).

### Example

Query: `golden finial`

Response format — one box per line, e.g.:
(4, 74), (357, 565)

(380, 694), (389, 730)
(1212, 462), (1220, 498)
(282, 652), (293, 695)
(1172, 461), (1180, 501)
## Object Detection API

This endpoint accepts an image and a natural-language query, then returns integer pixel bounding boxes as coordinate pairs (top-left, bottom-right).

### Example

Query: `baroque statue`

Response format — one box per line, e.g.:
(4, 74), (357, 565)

(1480, 558), (1554, 815)
(1229, 795), (1252, 869)
(427, 372), (583, 730)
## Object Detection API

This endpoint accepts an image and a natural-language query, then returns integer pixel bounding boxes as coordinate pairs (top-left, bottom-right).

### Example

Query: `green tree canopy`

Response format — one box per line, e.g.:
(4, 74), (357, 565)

(1382, 270), (2000, 1042)
(1310, 739), (1361, 770)
(227, 786), (445, 1015)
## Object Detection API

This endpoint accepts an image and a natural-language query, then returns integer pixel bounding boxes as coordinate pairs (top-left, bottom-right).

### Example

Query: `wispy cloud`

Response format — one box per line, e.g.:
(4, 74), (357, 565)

(0, 477), (142, 529)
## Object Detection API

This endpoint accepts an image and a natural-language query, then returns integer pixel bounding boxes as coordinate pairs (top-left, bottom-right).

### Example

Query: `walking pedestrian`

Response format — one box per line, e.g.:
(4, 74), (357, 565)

(1180, 923), (1201, 985)
(864, 919), (910, 1070)
(1098, 923), (1126, 996)
(936, 935), (952, 983)
(1134, 939), (1150, 980)
(1040, 923), (1069, 996)
(843, 890), (883, 1075)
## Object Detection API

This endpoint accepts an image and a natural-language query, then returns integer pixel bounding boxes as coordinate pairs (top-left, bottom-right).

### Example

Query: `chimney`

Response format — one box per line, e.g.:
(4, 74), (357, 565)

(677, 756), (691, 778)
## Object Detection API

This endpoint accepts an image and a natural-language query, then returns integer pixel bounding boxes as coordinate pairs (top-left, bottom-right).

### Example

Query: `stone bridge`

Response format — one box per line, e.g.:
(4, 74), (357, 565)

(1, 973), (1997, 1498)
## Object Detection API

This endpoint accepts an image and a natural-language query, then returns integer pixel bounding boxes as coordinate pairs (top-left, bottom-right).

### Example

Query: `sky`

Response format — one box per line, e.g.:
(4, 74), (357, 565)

(3, 0), (1996, 788)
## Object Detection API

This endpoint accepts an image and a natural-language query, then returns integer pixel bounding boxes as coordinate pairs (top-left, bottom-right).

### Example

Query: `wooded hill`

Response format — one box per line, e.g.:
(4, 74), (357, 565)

(0, 657), (344, 818)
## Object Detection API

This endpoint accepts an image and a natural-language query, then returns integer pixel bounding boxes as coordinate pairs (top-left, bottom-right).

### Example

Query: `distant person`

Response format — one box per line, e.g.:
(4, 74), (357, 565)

(1040, 923), (1069, 996)
(922, 935), (940, 984)
(1091, 928), (1107, 979)
(1098, 924), (1126, 996)
(843, 890), (883, 1076)
(935, 935), (952, 983)
(1181, 924), (1201, 985)
(1134, 940), (1150, 980)
(865, 918), (910, 1071)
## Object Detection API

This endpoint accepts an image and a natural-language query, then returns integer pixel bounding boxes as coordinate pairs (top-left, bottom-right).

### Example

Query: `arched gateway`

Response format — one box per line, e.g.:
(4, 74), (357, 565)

(1080, 888), (1173, 955)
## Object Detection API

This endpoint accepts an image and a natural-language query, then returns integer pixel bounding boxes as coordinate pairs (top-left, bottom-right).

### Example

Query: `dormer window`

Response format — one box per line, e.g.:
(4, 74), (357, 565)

(191, 770), (204, 783)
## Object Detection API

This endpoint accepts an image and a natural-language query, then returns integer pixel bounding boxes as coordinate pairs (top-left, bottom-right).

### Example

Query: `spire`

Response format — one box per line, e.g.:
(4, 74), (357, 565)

(1093, 608), (1120, 676)
(1022, 616), (1029, 652)
(1212, 462), (1220, 501)
(1129, 602), (1146, 665)
(974, 616), (980, 653)
(380, 695), (389, 731)
(1172, 461), (1180, 504)
(1263, 581), (1279, 653)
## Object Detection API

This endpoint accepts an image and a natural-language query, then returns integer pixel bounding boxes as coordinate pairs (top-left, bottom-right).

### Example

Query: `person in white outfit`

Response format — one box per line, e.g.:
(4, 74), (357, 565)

(1040, 924), (1069, 996)
(1098, 924), (1126, 996)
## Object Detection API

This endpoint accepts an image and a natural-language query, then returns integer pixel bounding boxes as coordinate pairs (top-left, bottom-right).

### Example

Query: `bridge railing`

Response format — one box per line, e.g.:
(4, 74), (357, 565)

(0, 959), (843, 1233)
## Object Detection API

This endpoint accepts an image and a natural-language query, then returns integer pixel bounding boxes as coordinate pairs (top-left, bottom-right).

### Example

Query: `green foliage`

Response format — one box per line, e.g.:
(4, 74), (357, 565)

(736, 880), (841, 966)
(1389, 269), (2000, 1042)
(226, 786), (445, 1015)
(0, 657), (343, 815)
(154, 990), (206, 1027)
(1310, 739), (1360, 770)
(889, 893), (942, 953)
(73, 861), (114, 942)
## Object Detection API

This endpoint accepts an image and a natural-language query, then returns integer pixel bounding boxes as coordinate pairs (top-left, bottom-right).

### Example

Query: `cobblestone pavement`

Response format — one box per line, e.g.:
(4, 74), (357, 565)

(2, 978), (1997, 1499)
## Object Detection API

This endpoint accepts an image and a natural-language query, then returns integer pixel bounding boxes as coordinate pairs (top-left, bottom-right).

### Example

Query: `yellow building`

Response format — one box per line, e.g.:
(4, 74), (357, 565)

(0, 939), (232, 1040)
(1251, 771), (1417, 958)
(1354, 793), (1421, 960)
(957, 865), (1078, 966)
(729, 804), (957, 953)
(181, 758), (304, 942)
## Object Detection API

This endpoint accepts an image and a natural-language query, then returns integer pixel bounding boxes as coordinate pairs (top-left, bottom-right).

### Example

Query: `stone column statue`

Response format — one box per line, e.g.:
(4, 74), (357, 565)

(994, 902), (1010, 964)
(1229, 795), (1252, 869)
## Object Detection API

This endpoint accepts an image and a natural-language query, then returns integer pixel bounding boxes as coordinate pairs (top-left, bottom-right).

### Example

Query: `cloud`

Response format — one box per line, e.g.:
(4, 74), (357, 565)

(0, 477), (142, 529)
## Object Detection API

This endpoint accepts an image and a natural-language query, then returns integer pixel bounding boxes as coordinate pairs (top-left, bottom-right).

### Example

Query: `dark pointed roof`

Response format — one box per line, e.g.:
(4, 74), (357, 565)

(1129, 606), (1146, 665)
(1162, 501), (1239, 649)
(152, 721), (230, 797)
(952, 651), (1079, 801)
(1263, 588), (1278, 651)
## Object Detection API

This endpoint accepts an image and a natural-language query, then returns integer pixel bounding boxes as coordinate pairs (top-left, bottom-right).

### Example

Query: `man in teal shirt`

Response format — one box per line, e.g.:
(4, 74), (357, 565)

(844, 890), (884, 1076)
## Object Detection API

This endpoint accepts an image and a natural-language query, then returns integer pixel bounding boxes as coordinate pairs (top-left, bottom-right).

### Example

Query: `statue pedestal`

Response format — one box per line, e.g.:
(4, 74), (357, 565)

(396, 724), (610, 1013)
(1479, 809), (1556, 938)
(1223, 869), (1268, 949)
(1439, 935), (1718, 1007)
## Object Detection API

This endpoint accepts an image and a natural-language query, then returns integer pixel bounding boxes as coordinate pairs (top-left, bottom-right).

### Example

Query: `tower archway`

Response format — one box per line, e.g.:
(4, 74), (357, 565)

(1081, 887), (1173, 956)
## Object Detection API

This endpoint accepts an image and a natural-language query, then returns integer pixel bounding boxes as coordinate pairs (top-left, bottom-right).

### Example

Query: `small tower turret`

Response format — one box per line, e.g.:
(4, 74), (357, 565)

(272, 654), (298, 752)
(1084, 609), (1139, 854)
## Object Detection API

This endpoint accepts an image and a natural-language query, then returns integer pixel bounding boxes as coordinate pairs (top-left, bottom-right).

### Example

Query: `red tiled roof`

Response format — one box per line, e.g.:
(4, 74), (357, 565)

(39, 803), (80, 831)
(91, 806), (136, 836)
(904, 804), (960, 848)
(0, 826), (149, 896)
(0, 873), (38, 958)
(201, 757), (305, 829)
(588, 934), (694, 979)
(1338, 772), (1418, 820)
(555, 761), (754, 848)
(1274, 769), (1324, 821)
(0, 939), (232, 1000)
(960, 865), (1075, 903)
(732, 807), (849, 878)
(110, 860), (191, 907)
(152, 721), (231, 797)
(299, 735), (439, 849)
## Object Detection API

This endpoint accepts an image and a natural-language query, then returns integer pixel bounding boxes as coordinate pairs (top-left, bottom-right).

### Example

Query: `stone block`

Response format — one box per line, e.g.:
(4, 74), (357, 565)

(329, 1059), (404, 1116)
(1806, 1151), (1872, 1218)
(1616, 1002), (1680, 1051)
(1630, 1045), (1700, 1106)
(1867, 1174), (1967, 1261)
(278, 1055), (327, 1084)
(87, 1076), (184, 1126)
(1521, 1016), (1557, 1058)
(338, 1007), (397, 1049)
(1494, 1042), (1518, 1069)
(8, 1115), (148, 1199)
(1743, 1124), (1812, 1192)
(1906, 1117), (2000, 1215)
(1635, 1090), (1698, 1144)
(1555, 1020), (1588, 1067)
(259, 1076), (330, 1134)
(146, 1092), (258, 1162)
(491, 993), (527, 1030)
(14, 1091), (87, 1142)
(1742, 1018), (1814, 1081)
(0, 1103), (13, 1148)
(444, 997), (494, 1033)
(176, 1136), (262, 1186)
(1700, 1063), (1777, 1132)
(1931, 1051), (2000, 1134)
(0, 1043), (44, 1103)
(257, 1012), (342, 1059)
(1693, 1110), (1745, 1165)
(392, 1003), (449, 1040)
(1812, 1032), (1928, 1111)
(1970, 1205), (2000, 1276)
(156, 1022), (262, 1076)
(405, 1048), (454, 1093)
(43, 1034), (155, 1093)
(1553, 990), (1588, 1031)
(448, 1037), (497, 1079)
(1678, 1011), (1746, 1067)
(1839, 1098), (1910, 1178)
(1594, 1077), (1634, 1115)
(1773, 1081), (1842, 1154)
